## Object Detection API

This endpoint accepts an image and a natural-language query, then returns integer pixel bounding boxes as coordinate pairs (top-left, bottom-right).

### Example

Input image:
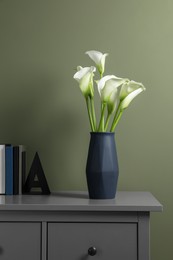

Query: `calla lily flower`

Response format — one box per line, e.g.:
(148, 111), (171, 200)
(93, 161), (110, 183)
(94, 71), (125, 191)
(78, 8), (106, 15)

(119, 80), (146, 110)
(73, 50), (146, 132)
(85, 50), (108, 76)
(97, 75), (127, 113)
(73, 66), (96, 98)
(120, 88), (144, 110)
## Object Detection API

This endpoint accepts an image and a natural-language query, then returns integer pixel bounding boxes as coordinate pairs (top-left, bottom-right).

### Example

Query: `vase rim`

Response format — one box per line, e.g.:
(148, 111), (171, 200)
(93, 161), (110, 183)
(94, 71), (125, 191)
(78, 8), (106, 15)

(90, 132), (115, 135)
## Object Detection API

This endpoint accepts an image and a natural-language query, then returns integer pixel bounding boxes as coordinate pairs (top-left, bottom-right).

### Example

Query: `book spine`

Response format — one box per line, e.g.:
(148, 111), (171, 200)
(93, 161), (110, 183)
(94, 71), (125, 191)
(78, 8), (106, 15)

(5, 145), (13, 195)
(13, 146), (19, 195)
(19, 145), (26, 195)
(22, 150), (26, 194)
(0, 145), (5, 194)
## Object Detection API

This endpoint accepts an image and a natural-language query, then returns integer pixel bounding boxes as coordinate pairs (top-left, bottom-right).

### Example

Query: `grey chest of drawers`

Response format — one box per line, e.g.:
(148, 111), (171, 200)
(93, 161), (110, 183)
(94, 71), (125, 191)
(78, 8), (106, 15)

(0, 191), (162, 260)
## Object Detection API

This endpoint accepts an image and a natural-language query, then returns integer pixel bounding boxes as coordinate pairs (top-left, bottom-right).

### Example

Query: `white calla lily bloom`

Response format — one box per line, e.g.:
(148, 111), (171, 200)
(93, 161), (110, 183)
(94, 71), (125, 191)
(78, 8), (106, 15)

(120, 80), (146, 110)
(73, 66), (96, 98)
(97, 75), (127, 113)
(120, 88), (143, 110)
(85, 50), (108, 76)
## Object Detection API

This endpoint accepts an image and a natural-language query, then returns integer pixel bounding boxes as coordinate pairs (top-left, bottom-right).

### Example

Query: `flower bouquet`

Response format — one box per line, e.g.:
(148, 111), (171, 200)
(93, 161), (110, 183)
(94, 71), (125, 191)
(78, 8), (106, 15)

(73, 50), (145, 132)
(73, 50), (146, 199)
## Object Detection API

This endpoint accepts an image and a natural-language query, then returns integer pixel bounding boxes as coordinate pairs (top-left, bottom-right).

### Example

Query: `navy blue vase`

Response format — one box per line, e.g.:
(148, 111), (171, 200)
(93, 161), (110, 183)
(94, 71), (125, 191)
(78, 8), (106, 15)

(86, 132), (119, 199)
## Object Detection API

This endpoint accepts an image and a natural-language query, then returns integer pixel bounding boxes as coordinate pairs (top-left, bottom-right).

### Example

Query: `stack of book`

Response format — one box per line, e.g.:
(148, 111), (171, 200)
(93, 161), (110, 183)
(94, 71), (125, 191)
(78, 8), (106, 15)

(0, 144), (26, 195)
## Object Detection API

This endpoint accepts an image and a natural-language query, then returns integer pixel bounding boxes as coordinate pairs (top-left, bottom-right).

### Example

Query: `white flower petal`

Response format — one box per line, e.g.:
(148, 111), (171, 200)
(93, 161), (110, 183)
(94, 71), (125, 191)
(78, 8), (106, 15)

(100, 53), (108, 72)
(73, 66), (96, 98)
(107, 87), (120, 114)
(74, 67), (90, 82)
(97, 75), (116, 96)
(74, 66), (95, 81)
(120, 88), (144, 110)
(80, 72), (92, 93)
(86, 50), (109, 75)
(102, 79), (120, 101)
(97, 75), (127, 101)
(120, 80), (145, 100)
(85, 50), (103, 65)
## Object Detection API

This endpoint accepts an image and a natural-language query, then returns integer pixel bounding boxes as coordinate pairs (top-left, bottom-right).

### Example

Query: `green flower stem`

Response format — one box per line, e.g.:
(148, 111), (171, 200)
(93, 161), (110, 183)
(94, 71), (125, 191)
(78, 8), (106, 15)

(101, 103), (104, 130)
(98, 103), (106, 132)
(110, 108), (123, 132)
(110, 102), (121, 132)
(90, 97), (96, 131)
(86, 97), (95, 132)
(105, 113), (111, 132)
(111, 111), (123, 131)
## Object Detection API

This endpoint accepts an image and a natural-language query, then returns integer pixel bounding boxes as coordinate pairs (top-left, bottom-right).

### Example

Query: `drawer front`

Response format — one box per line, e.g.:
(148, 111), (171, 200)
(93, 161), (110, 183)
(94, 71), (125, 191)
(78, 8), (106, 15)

(48, 223), (137, 260)
(0, 222), (41, 260)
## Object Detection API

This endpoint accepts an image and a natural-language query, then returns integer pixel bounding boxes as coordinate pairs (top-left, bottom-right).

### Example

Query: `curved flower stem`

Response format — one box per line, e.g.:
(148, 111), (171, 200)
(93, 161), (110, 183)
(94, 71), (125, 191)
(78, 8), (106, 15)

(105, 113), (111, 132)
(90, 97), (96, 131)
(101, 103), (104, 129)
(99, 73), (104, 129)
(86, 97), (95, 132)
(110, 103), (121, 132)
(98, 103), (106, 132)
(111, 111), (123, 132)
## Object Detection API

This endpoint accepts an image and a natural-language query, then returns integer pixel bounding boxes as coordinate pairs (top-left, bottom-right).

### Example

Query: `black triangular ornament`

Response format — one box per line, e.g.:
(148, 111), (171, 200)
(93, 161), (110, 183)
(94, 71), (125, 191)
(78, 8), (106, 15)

(24, 152), (50, 195)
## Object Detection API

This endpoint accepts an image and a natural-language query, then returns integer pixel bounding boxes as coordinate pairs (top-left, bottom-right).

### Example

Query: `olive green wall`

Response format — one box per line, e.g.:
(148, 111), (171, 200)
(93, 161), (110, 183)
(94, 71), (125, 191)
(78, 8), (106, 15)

(0, 0), (172, 259)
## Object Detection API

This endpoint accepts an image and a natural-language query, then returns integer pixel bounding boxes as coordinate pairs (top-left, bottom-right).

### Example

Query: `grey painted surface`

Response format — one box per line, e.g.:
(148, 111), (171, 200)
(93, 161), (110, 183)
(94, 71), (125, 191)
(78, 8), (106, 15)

(138, 212), (150, 260)
(0, 211), (138, 223)
(0, 191), (163, 211)
(0, 222), (41, 260)
(0, 192), (162, 260)
(41, 222), (47, 260)
(48, 223), (137, 260)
